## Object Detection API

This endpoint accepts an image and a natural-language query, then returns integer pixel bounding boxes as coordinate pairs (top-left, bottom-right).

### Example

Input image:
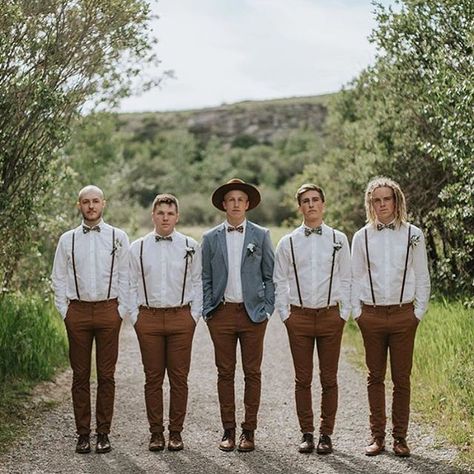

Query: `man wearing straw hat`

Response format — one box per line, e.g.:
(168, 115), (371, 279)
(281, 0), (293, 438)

(129, 193), (202, 452)
(202, 178), (275, 452)
(273, 183), (351, 455)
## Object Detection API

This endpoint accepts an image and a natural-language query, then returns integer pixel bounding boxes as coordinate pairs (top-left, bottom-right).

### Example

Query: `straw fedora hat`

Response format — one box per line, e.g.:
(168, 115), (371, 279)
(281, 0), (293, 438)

(211, 178), (261, 211)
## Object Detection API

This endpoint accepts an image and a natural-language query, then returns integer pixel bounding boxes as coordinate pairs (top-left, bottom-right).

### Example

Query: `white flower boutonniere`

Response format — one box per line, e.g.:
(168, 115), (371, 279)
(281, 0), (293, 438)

(111, 238), (122, 256)
(246, 243), (257, 255)
(333, 241), (343, 252)
(184, 246), (195, 261)
(410, 234), (421, 248)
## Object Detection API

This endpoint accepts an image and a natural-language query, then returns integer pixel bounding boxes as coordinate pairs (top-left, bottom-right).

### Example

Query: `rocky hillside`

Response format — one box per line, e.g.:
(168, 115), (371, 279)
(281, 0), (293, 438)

(118, 94), (333, 144)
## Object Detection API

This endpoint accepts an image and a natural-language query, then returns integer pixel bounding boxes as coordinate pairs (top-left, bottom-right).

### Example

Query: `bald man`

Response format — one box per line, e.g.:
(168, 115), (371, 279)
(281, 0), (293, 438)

(52, 185), (130, 454)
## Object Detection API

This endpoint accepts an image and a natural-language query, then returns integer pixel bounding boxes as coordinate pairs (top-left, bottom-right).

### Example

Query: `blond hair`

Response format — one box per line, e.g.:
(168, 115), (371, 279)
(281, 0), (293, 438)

(152, 193), (179, 213)
(295, 183), (325, 205)
(364, 176), (407, 226)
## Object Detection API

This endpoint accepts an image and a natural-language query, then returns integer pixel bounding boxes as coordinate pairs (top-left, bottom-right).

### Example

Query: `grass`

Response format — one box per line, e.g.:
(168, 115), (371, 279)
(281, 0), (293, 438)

(0, 293), (68, 452)
(344, 300), (474, 468)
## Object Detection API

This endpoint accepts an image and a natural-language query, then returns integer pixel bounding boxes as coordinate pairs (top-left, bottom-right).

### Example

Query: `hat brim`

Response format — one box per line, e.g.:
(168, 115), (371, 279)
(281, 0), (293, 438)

(212, 183), (261, 211)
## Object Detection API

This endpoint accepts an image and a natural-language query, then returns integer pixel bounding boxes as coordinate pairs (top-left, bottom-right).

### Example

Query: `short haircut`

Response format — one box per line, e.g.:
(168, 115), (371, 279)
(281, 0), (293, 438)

(364, 176), (407, 226)
(295, 183), (325, 205)
(78, 185), (104, 201)
(152, 193), (179, 213)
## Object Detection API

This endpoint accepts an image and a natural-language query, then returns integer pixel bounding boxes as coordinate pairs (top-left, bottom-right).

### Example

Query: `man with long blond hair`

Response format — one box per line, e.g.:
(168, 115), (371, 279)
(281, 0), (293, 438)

(351, 177), (430, 457)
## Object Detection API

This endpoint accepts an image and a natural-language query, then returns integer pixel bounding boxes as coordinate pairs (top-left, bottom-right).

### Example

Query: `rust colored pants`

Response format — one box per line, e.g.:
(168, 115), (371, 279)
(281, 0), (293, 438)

(134, 306), (196, 434)
(207, 303), (268, 431)
(357, 302), (419, 439)
(64, 299), (122, 435)
(285, 305), (345, 435)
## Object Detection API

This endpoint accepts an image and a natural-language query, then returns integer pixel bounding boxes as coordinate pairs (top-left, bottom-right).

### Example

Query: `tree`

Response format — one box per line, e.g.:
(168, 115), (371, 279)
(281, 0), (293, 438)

(0, 0), (160, 288)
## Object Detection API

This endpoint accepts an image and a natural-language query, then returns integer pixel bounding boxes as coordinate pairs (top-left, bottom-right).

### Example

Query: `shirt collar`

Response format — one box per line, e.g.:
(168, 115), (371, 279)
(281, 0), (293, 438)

(225, 219), (247, 230)
(81, 218), (105, 230)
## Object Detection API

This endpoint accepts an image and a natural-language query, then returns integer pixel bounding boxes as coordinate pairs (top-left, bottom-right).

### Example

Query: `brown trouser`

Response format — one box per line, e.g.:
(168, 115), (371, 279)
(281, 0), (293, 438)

(285, 305), (345, 435)
(357, 302), (418, 439)
(134, 306), (196, 434)
(64, 299), (122, 435)
(207, 303), (268, 431)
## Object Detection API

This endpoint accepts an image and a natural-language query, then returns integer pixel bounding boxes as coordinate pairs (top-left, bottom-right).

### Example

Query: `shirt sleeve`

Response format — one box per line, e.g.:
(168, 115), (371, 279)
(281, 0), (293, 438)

(116, 231), (130, 319)
(412, 230), (431, 319)
(350, 230), (365, 319)
(273, 237), (291, 321)
(337, 232), (351, 320)
(51, 234), (69, 319)
(128, 241), (141, 325)
(190, 242), (203, 321)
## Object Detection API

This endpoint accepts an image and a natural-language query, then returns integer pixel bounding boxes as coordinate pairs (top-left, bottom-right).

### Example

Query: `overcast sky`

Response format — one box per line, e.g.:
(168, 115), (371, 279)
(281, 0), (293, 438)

(119, 0), (394, 113)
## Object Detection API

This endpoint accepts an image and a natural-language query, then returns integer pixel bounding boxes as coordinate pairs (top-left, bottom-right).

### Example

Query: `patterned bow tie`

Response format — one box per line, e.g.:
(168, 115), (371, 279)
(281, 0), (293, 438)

(155, 235), (173, 242)
(83, 225), (101, 234)
(377, 223), (395, 231)
(227, 225), (244, 233)
(304, 226), (322, 237)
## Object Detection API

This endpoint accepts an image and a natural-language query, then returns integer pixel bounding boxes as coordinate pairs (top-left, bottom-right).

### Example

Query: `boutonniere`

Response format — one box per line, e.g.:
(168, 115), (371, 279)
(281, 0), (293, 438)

(246, 242), (257, 255)
(184, 246), (195, 261)
(111, 238), (122, 256)
(333, 241), (343, 252)
(410, 234), (421, 248)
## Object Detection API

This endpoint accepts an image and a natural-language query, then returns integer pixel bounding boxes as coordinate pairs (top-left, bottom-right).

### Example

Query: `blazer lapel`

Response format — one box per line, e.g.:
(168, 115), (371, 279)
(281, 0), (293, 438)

(217, 224), (228, 271)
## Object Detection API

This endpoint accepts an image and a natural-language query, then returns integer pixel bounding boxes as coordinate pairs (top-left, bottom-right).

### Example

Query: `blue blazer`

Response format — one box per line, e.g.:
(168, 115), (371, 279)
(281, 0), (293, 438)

(202, 221), (275, 323)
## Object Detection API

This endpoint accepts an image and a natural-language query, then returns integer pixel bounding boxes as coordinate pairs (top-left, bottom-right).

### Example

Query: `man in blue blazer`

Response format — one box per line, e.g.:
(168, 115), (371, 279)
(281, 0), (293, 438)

(202, 178), (275, 452)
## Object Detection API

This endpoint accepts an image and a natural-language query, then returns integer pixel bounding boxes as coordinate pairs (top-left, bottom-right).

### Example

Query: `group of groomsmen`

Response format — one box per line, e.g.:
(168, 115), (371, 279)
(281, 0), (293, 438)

(51, 176), (430, 458)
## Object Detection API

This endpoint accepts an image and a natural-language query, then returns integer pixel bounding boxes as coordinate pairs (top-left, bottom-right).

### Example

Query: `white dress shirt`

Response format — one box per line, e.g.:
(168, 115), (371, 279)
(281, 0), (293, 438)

(351, 221), (430, 320)
(224, 219), (246, 303)
(51, 219), (130, 319)
(274, 223), (351, 321)
(129, 230), (203, 325)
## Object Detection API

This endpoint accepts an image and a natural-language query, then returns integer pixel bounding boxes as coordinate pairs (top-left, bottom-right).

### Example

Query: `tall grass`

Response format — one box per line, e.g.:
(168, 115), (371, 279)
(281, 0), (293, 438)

(0, 293), (68, 382)
(345, 300), (474, 465)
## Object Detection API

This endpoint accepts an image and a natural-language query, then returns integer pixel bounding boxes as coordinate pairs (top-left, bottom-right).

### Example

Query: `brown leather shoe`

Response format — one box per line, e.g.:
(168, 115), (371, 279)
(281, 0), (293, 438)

(219, 428), (236, 452)
(96, 433), (111, 453)
(149, 432), (165, 451)
(75, 434), (91, 454)
(365, 437), (385, 456)
(393, 437), (410, 457)
(316, 434), (333, 454)
(168, 431), (184, 451)
(298, 433), (315, 453)
(237, 429), (255, 452)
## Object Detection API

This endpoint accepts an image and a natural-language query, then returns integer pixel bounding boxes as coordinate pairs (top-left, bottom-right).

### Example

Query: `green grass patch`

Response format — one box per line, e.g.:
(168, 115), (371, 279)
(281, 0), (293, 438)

(0, 293), (68, 452)
(344, 300), (474, 467)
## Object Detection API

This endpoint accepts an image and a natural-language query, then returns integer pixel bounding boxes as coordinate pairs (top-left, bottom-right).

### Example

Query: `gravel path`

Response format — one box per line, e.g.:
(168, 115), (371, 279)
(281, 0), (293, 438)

(1, 318), (470, 474)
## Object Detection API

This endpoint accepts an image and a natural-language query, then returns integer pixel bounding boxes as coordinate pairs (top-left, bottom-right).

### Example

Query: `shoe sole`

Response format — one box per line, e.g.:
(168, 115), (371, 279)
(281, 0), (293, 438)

(149, 446), (165, 452)
(168, 446), (184, 451)
(365, 447), (385, 456)
(316, 449), (333, 455)
(394, 451), (410, 457)
(298, 448), (314, 454)
(219, 446), (235, 452)
(75, 448), (91, 454)
(237, 447), (255, 452)
(96, 447), (111, 454)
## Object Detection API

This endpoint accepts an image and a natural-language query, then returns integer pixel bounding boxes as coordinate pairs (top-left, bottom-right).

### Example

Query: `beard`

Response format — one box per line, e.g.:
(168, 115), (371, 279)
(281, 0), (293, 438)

(81, 208), (103, 224)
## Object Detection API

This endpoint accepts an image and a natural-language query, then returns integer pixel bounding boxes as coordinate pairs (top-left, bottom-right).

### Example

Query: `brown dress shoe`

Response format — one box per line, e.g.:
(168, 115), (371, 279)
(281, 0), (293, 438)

(96, 433), (111, 453)
(393, 437), (410, 457)
(237, 429), (255, 452)
(316, 434), (333, 454)
(298, 433), (315, 453)
(75, 434), (91, 454)
(168, 431), (184, 451)
(365, 437), (385, 456)
(219, 428), (236, 452)
(149, 432), (165, 451)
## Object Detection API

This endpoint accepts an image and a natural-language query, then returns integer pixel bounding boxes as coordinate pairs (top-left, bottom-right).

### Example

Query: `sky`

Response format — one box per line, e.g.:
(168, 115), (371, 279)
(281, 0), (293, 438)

(119, 0), (394, 113)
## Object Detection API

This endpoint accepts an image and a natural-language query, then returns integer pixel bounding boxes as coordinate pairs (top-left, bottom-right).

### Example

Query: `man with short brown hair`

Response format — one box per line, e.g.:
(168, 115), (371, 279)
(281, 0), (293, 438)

(52, 185), (129, 454)
(202, 178), (275, 452)
(130, 193), (202, 452)
(274, 183), (351, 454)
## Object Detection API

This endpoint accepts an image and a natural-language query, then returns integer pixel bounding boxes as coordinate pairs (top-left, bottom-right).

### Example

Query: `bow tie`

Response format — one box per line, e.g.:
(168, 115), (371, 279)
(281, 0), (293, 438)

(155, 235), (173, 242)
(83, 225), (100, 234)
(304, 226), (322, 237)
(377, 223), (395, 231)
(227, 225), (244, 233)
